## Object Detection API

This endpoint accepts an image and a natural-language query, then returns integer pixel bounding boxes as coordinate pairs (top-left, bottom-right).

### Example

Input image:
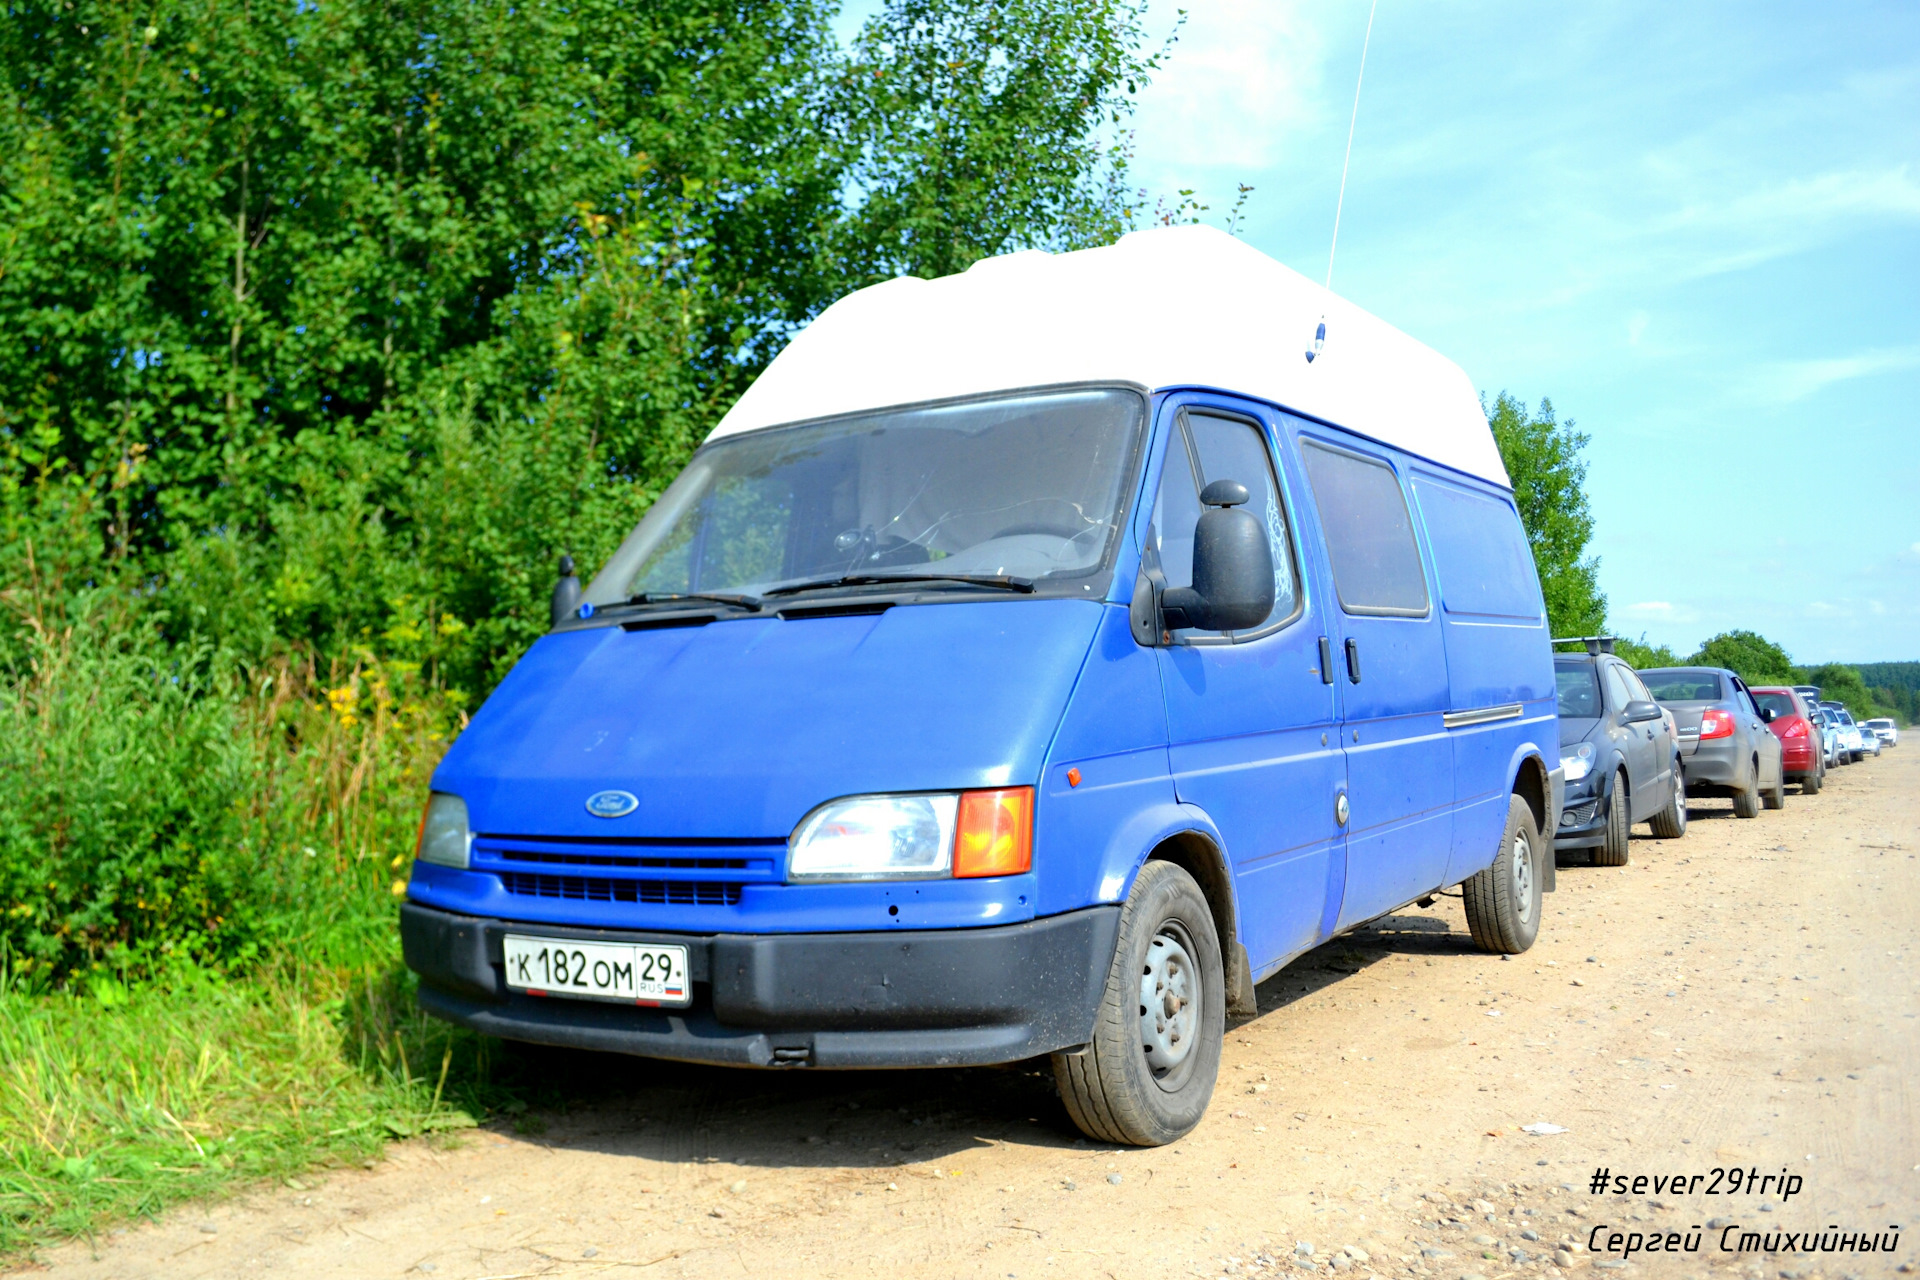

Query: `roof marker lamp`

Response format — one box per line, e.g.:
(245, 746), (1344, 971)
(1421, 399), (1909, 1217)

(416, 792), (472, 869)
(1559, 742), (1594, 783)
(1699, 709), (1737, 741)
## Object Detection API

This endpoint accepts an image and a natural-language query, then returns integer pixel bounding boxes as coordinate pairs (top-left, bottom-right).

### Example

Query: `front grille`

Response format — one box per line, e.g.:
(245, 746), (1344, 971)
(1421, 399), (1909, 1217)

(498, 872), (743, 906)
(496, 849), (755, 871)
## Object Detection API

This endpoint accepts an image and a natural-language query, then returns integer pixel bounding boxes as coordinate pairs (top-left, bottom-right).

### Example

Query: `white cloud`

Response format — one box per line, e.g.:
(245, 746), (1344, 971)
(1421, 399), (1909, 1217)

(1131, 1), (1332, 176)
(1749, 344), (1920, 404)
(1627, 601), (1672, 615)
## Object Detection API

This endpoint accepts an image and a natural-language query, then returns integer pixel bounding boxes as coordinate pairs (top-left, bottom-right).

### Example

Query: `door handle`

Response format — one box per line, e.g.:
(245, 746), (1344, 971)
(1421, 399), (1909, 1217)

(1344, 637), (1362, 683)
(1318, 636), (1334, 685)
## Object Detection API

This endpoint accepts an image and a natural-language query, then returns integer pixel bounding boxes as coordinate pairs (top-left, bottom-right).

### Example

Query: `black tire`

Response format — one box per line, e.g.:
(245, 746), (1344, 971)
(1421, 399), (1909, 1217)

(1592, 770), (1631, 866)
(1462, 794), (1544, 953)
(1732, 760), (1761, 818)
(1762, 768), (1786, 810)
(1648, 762), (1687, 838)
(1052, 860), (1224, 1147)
(1801, 762), (1822, 795)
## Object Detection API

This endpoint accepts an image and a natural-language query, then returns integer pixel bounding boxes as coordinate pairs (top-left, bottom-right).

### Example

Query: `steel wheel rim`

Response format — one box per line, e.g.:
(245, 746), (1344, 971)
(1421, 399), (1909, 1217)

(1139, 922), (1201, 1088)
(1509, 830), (1535, 923)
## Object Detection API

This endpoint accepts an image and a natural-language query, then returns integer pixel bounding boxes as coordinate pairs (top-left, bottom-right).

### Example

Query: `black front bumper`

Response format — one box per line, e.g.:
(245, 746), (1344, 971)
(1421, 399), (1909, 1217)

(400, 901), (1120, 1069)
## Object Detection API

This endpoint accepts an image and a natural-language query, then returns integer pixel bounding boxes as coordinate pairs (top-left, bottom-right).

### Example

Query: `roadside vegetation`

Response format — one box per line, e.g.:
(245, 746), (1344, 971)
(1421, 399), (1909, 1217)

(0, 0), (1901, 1258)
(0, 0), (1171, 1253)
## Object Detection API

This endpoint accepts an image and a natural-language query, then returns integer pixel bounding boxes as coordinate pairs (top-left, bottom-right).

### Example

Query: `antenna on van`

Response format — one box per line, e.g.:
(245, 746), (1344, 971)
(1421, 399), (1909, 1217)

(1324, 0), (1380, 292)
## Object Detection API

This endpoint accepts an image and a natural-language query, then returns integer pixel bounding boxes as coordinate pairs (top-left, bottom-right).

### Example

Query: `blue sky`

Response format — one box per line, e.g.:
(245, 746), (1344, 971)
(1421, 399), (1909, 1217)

(836, 2), (1919, 664)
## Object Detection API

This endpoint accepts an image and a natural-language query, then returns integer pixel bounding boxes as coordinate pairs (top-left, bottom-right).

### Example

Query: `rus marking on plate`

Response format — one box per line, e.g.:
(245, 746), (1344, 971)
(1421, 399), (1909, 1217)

(584, 789), (639, 819)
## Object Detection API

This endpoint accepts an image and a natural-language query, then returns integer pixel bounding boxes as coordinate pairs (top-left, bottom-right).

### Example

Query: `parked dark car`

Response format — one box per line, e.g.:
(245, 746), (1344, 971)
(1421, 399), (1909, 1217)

(1553, 639), (1685, 864)
(1640, 667), (1785, 817)
(1751, 686), (1822, 794)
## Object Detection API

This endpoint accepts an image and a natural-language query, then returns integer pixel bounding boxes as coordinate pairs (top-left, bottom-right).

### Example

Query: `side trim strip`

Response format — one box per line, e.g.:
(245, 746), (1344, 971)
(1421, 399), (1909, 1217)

(1443, 702), (1525, 729)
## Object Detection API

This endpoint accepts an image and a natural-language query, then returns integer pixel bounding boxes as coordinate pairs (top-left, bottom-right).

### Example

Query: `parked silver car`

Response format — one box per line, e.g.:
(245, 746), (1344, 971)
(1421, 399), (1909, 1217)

(1640, 667), (1786, 817)
(1864, 717), (1900, 747)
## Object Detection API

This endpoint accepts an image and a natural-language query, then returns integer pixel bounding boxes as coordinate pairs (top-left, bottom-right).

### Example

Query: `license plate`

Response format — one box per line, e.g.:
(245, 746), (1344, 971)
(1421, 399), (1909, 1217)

(502, 935), (690, 1007)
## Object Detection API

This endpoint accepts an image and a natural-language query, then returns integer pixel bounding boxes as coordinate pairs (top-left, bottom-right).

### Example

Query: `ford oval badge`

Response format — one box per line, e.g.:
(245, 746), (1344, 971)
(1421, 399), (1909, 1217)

(584, 789), (638, 819)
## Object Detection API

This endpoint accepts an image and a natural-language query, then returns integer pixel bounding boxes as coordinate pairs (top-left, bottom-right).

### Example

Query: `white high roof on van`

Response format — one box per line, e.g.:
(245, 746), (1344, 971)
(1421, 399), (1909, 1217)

(710, 224), (1508, 487)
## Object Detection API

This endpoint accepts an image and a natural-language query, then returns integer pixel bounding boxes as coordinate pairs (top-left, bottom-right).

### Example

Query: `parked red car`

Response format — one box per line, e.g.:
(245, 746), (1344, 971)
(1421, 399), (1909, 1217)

(1752, 686), (1823, 794)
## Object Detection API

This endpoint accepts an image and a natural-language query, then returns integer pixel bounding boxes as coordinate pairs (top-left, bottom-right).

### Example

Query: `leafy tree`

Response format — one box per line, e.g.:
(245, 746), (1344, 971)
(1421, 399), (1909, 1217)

(1613, 635), (1679, 670)
(0, 0), (1163, 694)
(1487, 393), (1606, 638)
(1803, 663), (1889, 722)
(1690, 630), (1796, 685)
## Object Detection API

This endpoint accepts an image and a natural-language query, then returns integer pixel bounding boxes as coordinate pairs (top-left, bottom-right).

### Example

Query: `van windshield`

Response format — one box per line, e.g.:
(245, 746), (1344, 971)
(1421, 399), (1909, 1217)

(584, 388), (1146, 606)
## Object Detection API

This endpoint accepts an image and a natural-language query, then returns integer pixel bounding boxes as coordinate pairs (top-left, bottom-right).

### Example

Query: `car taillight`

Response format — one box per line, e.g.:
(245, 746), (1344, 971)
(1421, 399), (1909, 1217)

(1699, 709), (1736, 740)
(1782, 719), (1808, 738)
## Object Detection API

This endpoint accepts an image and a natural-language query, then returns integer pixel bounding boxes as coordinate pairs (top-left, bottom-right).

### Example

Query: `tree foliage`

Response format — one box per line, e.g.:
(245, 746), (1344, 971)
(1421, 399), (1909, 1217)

(0, 0), (1166, 978)
(1487, 392), (1606, 638)
(1689, 630), (1797, 685)
(1, 0), (1160, 693)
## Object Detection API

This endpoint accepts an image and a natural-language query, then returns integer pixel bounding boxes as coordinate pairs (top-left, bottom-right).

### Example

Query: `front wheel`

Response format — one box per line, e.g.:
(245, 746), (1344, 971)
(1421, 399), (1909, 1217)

(1053, 860), (1224, 1147)
(1593, 770), (1631, 865)
(1762, 768), (1786, 810)
(1462, 794), (1544, 953)
(1648, 763), (1688, 838)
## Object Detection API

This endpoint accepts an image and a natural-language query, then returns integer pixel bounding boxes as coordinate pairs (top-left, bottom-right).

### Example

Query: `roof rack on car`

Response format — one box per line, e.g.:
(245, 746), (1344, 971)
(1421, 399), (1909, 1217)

(1551, 635), (1616, 656)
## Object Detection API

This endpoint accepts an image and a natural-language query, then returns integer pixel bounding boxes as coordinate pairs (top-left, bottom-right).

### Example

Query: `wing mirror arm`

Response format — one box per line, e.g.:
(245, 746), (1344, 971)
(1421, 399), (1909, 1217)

(550, 554), (583, 628)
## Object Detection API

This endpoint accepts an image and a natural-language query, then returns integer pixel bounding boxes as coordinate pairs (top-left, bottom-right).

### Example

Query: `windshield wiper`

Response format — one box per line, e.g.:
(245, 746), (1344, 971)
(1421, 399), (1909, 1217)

(764, 572), (1036, 598)
(623, 591), (763, 611)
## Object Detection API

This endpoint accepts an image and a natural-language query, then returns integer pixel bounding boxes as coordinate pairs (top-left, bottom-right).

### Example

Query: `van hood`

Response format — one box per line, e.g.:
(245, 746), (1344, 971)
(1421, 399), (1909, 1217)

(433, 599), (1107, 841)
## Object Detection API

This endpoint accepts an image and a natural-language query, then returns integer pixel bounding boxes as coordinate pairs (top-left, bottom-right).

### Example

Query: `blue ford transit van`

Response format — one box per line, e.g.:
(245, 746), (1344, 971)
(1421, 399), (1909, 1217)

(402, 226), (1561, 1145)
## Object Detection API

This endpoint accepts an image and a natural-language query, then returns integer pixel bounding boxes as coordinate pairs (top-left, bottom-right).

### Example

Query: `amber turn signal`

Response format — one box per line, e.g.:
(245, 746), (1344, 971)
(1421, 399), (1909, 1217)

(953, 787), (1033, 878)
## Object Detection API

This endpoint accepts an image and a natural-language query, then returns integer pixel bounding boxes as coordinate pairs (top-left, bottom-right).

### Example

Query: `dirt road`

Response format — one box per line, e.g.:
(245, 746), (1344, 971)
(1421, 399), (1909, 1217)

(38, 749), (1919, 1280)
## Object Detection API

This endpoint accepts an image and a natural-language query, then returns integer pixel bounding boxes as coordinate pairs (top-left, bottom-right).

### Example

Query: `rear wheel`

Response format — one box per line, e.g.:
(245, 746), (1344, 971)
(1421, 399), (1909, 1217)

(1732, 760), (1762, 818)
(1462, 795), (1544, 953)
(1648, 762), (1688, 838)
(1801, 764), (1822, 795)
(1053, 860), (1224, 1147)
(1593, 770), (1631, 865)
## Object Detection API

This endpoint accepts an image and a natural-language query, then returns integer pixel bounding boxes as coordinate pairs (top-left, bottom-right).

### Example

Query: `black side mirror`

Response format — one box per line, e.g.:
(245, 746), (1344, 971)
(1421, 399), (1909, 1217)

(1760, 706), (1776, 723)
(1160, 480), (1274, 633)
(1623, 699), (1662, 724)
(550, 554), (582, 627)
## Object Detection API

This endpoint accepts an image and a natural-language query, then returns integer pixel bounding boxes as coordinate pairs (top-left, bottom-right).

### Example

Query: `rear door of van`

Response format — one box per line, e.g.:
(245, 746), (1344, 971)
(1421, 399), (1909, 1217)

(1146, 395), (1347, 971)
(1406, 471), (1554, 883)
(1292, 429), (1454, 929)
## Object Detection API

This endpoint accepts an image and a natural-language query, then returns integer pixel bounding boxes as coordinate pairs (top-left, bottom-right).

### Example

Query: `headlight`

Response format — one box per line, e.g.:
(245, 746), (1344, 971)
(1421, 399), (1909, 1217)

(1560, 743), (1594, 782)
(416, 792), (472, 869)
(788, 794), (959, 882)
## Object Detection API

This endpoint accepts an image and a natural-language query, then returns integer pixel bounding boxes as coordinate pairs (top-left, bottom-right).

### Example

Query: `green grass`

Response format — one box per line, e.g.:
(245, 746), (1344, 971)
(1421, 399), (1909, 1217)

(0, 962), (507, 1257)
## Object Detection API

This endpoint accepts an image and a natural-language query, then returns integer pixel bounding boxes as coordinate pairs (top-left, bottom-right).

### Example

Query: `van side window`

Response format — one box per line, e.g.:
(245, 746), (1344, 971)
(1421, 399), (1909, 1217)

(1149, 411), (1298, 637)
(1147, 423), (1203, 592)
(1186, 413), (1299, 622)
(1408, 477), (1539, 619)
(1301, 442), (1430, 616)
